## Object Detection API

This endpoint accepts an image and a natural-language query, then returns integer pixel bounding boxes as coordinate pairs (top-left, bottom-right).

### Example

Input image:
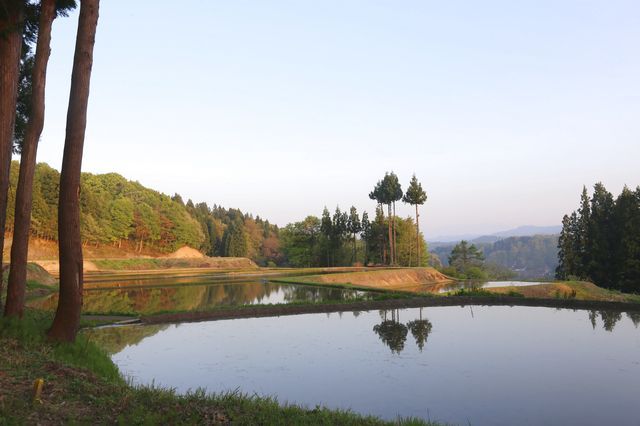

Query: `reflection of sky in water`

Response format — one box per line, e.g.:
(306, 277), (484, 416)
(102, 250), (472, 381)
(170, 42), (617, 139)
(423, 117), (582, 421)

(102, 306), (640, 425)
(433, 280), (545, 293)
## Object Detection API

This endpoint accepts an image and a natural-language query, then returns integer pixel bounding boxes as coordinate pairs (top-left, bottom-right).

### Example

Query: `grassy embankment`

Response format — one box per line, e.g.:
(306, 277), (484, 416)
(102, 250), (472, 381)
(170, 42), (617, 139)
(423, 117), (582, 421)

(0, 310), (436, 425)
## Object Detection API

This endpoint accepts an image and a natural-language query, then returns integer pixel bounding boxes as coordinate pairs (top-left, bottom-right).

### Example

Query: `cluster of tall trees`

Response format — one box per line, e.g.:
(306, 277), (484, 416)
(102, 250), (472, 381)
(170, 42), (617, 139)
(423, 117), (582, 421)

(279, 173), (429, 268)
(368, 172), (428, 266)
(556, 184), (640, 293)
(1, 0), (99, 342)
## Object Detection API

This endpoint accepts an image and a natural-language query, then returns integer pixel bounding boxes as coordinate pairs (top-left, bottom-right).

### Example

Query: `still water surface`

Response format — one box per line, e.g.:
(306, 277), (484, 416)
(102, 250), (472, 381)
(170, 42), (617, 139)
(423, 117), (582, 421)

(31, 281), (372, 315)
(91, 306), (640, 425)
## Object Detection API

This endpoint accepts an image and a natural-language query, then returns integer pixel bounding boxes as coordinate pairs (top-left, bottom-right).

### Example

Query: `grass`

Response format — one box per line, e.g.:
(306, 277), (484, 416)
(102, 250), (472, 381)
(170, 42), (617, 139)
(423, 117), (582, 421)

(448, 288), (525, 298)
(91, 258), (166, 270)
(0, 309), (439, 425)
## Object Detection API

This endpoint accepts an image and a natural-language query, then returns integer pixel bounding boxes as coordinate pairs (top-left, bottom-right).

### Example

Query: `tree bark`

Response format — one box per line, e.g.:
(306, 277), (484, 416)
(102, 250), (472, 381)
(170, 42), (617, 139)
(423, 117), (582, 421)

(392, 201), (397, 265)
(415, 204), (420, 267)
(387, 204), (393, 265)
(5, 0), (56, 318)
(48, 0), (99, 342)
(0, 0), (24, 310)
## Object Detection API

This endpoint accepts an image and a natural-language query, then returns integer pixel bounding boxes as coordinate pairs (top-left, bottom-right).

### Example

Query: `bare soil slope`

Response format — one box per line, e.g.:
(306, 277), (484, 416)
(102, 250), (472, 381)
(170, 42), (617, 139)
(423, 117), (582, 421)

(297, 268), (453, 291)
(166, 246), (205, 259)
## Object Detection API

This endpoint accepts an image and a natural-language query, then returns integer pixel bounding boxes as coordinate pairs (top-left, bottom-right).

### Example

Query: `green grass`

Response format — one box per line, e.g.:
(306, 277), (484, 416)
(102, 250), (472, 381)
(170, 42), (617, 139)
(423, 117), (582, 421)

(92, 258), (166, 270)
(0, 309), (440, 425)
(448, 288), (525, 298)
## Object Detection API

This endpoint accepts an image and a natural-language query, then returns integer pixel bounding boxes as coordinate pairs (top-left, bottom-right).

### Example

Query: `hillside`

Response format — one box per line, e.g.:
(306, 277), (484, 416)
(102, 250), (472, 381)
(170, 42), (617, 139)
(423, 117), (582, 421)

(431, 235), (559, 279)
(4, 162), (283, 266)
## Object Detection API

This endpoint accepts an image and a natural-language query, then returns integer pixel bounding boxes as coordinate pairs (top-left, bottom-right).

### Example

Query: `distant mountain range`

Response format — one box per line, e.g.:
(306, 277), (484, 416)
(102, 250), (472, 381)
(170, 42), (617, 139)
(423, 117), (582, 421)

(428, 225), (561, 247)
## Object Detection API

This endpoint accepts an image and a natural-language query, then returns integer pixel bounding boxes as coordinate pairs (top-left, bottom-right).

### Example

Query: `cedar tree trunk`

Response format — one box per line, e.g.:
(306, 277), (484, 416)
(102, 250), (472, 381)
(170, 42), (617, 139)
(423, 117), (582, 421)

(415, 204), (420, 267)
(387, 203), (393, 265)
(5, 0), (56, 318)
(0, 0), (24, 309)
(48, 0), (99, 342)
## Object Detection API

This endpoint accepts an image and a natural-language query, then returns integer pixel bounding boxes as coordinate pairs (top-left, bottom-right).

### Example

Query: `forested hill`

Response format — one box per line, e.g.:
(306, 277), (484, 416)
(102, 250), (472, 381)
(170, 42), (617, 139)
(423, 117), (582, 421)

(5, 162), (281, 265)
(431, 235), (559, 279)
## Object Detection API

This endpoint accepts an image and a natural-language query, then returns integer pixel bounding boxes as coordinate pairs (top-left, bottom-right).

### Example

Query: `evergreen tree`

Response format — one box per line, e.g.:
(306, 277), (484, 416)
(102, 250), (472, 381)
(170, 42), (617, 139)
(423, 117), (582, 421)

(448, 240), (485, 276)
(361, 211), (371, 265)
(576, 186), (591, 274)
(5, 0), (77, 318)
(587, 183), (615, 288)
(402, 174), (427, 267)
(386, 172), (403, 265)
(0, 0), (26, 309)
(613, 186), (640, 292)
(222, 220), (248, 257)
(556, 213), (578, 279)
(347, 206), (361, 264)
(320, 206), (332, 266)
(48, 0), (100, 343)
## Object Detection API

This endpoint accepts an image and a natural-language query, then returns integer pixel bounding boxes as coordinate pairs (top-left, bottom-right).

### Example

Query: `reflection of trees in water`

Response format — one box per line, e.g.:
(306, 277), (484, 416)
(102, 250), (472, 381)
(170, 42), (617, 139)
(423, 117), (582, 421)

(374, 309), (433, 354)
(627, 312), (640, 328)
(588, 310), (630, 332)
(83, 324), (168, 354)
(589, 310), (598, 329)
(406, 308), (433, 351)
(282, 285), (365, 303)
(600, 311), (623, 332)
(373, 309), (408, 354)
(33, 281), (369, 316)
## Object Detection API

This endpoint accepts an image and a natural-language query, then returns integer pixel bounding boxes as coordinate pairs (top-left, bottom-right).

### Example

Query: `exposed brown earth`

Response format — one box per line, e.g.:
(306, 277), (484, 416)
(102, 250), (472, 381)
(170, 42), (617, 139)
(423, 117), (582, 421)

(290, 267), (453, 290)
(165, 246), (205, 259)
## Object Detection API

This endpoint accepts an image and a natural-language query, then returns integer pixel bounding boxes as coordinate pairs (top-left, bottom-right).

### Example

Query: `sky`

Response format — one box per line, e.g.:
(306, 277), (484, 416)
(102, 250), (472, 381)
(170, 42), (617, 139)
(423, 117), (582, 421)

(31, 0), (640, 239)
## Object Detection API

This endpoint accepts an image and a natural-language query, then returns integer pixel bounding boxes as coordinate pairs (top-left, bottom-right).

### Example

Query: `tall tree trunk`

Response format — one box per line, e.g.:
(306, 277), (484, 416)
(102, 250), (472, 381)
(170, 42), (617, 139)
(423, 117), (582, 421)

(415, 204), (420, 267)
(392, 201), (397, 265)
(48, 0), (99, 342)
(387, 204), (393, 265)
(5, 0), (56, 318)
(352, 232), (356, 264)
(0, 0), (24, 310)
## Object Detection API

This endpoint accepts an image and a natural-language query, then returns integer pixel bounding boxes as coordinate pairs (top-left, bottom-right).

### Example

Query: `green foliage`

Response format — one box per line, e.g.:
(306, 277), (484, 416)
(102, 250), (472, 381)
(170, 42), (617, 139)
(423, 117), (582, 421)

(557, 183), (640, 293)
(433, 235), (559, 279)
(402, 174), (427, 206)
(448, 240), (484, 274)
(6, 162), (205, 252)
(280, 216), (322, 267)
(223, 220), (248, 257)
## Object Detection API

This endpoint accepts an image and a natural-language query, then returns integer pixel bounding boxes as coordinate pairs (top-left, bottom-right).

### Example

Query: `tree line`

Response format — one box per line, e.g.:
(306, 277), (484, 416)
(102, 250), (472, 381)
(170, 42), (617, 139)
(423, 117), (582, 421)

(556, 183), (640, 293)
(279, 172), (429, 267)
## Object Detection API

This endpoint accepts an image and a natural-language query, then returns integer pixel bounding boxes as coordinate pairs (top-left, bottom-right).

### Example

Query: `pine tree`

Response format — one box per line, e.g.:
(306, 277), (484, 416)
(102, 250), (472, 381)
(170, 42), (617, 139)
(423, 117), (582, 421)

(361, 211), (371, 265)
(347, 206), (361, 264)
(402, 174), (427, 267)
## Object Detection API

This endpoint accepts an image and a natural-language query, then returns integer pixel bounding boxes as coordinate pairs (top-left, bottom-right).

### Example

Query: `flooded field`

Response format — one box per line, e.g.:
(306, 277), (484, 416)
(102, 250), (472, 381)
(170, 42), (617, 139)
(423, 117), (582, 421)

(89, 305), (640, 425)
(30, 279), (373, 315)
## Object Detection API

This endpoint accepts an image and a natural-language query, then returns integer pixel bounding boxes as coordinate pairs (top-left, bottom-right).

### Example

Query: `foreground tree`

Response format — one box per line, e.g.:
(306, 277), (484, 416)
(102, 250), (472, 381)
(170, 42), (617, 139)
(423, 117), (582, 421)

(48, 0), (100, 342)
(6, 0), (75, 318)
(0, 0), (26, 308)
(402, 174), (427, 267)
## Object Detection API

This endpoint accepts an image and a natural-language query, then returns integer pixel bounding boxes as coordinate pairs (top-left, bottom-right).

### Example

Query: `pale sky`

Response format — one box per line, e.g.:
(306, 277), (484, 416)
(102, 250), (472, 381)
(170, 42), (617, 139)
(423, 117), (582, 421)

(30, 0), (640, 239)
